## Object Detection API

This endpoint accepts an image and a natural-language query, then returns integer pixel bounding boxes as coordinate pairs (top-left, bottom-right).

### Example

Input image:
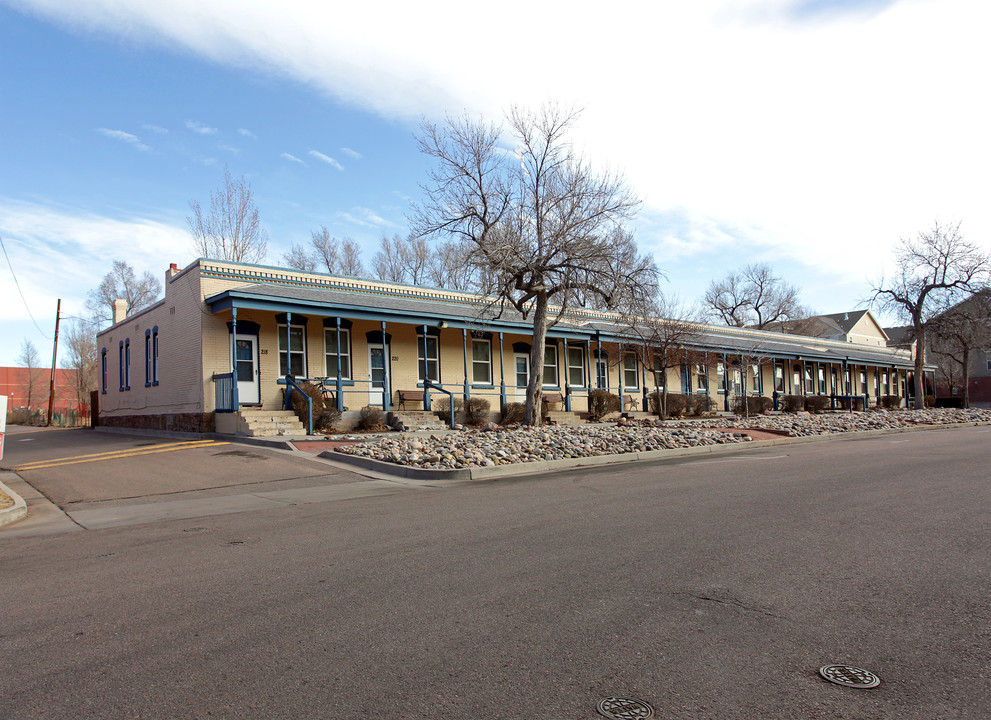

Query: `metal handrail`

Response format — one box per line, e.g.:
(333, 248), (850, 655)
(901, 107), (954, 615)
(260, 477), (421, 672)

(283, 375), (313, 435)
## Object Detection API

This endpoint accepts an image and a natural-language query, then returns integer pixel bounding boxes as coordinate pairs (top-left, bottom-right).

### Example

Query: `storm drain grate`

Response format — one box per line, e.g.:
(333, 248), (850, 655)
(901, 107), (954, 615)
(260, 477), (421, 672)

(819, 665), (881, 688)
(597, 697), (655, 719)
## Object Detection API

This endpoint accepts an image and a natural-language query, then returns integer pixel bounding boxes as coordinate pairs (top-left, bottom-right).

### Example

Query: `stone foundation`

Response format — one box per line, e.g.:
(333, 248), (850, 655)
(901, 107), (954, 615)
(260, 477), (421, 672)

(98, 412), (216, 433)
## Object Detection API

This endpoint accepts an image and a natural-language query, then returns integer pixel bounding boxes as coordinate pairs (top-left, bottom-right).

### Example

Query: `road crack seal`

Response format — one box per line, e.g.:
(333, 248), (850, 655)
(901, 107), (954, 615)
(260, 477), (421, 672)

(674, 592), (791, 621)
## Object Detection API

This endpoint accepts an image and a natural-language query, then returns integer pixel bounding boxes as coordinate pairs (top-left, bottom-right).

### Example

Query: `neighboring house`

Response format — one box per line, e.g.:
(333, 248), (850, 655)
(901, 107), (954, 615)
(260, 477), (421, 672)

(96, 259), (920, 435)
(0, 366), (80, 415)
(770, 310), (890, 347)
(924, 290), (991, 407)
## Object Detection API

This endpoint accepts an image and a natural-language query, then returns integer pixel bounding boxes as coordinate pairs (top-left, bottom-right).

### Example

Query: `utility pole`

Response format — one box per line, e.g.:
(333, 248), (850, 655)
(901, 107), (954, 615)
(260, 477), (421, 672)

(46, 299), (61, 427)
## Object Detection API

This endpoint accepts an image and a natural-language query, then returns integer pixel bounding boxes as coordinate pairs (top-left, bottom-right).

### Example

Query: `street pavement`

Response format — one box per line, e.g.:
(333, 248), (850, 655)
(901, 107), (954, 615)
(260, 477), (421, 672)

(0, 425), (989, 718)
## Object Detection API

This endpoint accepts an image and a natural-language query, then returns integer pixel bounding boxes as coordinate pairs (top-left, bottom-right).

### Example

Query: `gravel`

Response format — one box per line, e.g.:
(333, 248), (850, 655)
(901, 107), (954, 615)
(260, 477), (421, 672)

(335, 408), (991, 471)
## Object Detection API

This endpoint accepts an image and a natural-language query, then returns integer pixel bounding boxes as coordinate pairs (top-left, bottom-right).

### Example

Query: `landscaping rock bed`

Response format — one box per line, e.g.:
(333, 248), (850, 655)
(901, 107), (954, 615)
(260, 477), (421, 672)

(334, 408), (991, 471)
(336, 425), (752, 470)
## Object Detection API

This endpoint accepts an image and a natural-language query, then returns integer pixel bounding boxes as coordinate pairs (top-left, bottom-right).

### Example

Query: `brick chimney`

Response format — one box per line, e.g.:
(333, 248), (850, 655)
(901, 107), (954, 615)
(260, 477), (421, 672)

(113, 298), (128, 325)
(166, 262), (180, 283)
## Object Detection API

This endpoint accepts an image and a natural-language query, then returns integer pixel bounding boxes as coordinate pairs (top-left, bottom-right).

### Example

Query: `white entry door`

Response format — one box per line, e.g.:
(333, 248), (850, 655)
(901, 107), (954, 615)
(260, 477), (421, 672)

(514, 353), (529, 402)
(233, 335), (260, 405)
(368, 344), (387, 406)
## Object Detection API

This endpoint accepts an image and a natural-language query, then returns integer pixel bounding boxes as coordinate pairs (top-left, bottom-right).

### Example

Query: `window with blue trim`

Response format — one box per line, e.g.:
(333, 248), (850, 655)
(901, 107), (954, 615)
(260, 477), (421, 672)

(152, 327), (159, 385)
(145, 330), (152, 386)
(101, 348), (107, 394)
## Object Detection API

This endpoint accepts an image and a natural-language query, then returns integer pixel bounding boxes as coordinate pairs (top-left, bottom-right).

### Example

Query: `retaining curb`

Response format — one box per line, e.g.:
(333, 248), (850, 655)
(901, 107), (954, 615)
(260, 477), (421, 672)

(0, 475), (29, 527)
(318, 421), (986, 482)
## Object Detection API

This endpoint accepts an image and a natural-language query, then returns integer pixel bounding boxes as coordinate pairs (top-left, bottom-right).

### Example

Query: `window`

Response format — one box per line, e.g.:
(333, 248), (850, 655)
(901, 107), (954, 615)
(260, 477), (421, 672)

(543, 345), (559, 387)
(731, 365), (742, 395)
(101, 348), (107, 394)
(596, 359), (608, 389)
(417, 333), (440, 383)
(324, 328), (352, 380)
(472, 338), (492, 385)
(717, 361), (726, 393)
(774, 364), (785, 392)
(860, 370), (867, 393)
(278, 325), (307, 377)
(119, 340), (130, 391)
(818, 367), (826, 394)
(145, 331), (152, 386)
(751, 364), (761, 394)
(652, 356), (666, 390)
(623, 354), (639, 390)
(567, 346), (585, 387)
(803, 367), (814, 394)
(152, 327), (159, 385)
(696, 363), (708, 393)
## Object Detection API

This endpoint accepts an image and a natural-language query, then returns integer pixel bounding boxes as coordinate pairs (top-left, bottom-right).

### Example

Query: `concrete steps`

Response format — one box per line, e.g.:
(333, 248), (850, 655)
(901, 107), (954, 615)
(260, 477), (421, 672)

(388, 411), (449, 431)
(544, 411), (586, 426)
(238, 408), (306, 437)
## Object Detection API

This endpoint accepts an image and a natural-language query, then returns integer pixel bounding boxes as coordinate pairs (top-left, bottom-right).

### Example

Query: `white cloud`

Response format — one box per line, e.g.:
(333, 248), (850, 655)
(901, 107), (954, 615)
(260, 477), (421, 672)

(308, 149), (344, 171)
(96, 128), (150, 151)
(340, 147), (362, 160)
(238, 128), (257, 139)
(185, 120), (218, 135)
(12, 0), (991, 310)
(142, 123), (170, 134)
(219, 144), (241, 155)
(0, 199), (192, 362)
(337, 206), (394, 229)
(280, 152), (306, 165)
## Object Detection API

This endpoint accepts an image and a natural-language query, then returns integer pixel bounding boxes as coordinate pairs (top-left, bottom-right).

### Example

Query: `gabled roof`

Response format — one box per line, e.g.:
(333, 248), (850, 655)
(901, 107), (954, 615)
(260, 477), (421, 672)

(819, 310), (871, 334)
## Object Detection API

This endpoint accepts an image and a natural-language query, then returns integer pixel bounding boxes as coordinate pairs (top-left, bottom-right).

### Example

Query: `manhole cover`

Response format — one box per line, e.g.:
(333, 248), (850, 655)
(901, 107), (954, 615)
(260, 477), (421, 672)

(819, 665), (881, 688)
(597, 697), (655, 719)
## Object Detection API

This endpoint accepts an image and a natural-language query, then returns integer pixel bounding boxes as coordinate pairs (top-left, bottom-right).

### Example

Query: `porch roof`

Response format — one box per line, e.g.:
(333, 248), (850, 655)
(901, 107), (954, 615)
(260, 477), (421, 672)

(205, 282), (917, 369)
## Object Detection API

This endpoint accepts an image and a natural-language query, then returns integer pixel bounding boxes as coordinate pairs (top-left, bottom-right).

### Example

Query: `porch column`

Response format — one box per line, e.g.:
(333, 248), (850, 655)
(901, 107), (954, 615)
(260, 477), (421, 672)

(499, 332), (506, 410)
(381, 321), (390, 412)
(231, 306), (240, 409)
(563, 338), (572, 412)
(801, 358), (807, 397)
(641, 340), (649, 410)
(421, 325), (431, 411)
(462, 329), (470, 402)
(722, 353), (730, 412)
(335, 317), (344, 411)
(586, 339), (593, 394)
(286, 312), (292, 377)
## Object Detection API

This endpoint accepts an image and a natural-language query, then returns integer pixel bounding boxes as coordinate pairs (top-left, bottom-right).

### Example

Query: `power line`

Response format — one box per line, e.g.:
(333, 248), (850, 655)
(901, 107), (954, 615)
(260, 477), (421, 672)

(0, 233), (51, 339)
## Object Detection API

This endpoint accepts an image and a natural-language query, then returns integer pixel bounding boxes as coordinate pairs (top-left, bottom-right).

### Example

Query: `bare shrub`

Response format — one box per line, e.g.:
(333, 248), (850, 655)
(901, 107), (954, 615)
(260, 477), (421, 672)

(733, 396), (772, 415)
(289, 381), (325, 426)
(356, 406), (386, 431)
(316, 408), (341, 432)
(780, 395), (805, 413)
(587, 389), (620, 420)
(434, 396), (464, 423)
(500, 402), (525, 425)
(690, 395), (710, 415)
(464, 397), (491, 425)
(881, 395), (901, 409)
(804, 395), (831, 414)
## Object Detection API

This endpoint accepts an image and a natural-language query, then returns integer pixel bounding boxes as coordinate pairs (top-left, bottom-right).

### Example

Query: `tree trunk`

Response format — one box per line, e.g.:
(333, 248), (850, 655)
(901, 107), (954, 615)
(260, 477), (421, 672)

(525, 291), (550, 426)
(962, 346), (971, 408)
(913, 318), (926, 410)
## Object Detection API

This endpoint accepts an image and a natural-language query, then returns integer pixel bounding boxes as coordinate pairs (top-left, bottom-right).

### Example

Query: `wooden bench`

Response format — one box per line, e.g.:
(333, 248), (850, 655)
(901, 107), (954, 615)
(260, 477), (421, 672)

(623, 394), (639, 412)
(397, 389), (425, 410)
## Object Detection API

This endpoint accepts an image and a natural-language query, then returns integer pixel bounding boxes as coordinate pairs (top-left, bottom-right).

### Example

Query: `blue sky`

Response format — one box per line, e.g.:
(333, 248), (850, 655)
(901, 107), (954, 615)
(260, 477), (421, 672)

(2, 0), (990, 367)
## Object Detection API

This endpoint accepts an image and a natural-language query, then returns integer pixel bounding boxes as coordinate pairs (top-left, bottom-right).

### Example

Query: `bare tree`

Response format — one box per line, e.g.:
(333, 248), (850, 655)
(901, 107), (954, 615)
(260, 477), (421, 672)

(62, 319), (99, 407)
(412, 104), (660, 425)
(704, 263), (804, 329)
(281, 241), (318, 272)
(371, 234), (409, 283)
(870, 221), (990, 409)
(18, 338), (40, 409)
(85, 259), (162, 328)
(617, 294), (704, 419)
(338, 238), (366, 277)
(427, 239), (481, 291)
(309, 227), (339, 273)
(927, 290), (991, 407)
(188, 165), (268, 263)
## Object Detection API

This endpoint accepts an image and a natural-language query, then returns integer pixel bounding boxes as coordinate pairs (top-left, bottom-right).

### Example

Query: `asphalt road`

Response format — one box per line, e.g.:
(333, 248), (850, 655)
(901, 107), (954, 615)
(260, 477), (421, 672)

(1, 426), (989, 719)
